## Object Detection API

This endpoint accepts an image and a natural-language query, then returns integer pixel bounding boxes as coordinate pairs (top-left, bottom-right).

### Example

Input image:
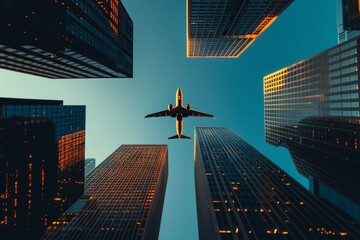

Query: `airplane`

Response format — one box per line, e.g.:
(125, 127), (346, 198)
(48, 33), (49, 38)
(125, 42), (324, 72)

(145, 88), (214, 139)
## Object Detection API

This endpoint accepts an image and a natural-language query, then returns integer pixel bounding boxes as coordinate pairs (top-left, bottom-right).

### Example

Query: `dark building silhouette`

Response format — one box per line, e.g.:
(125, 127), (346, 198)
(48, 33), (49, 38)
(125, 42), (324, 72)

(337, 0), (360, 43)
(286, 117), (360, 221)
(42, 145), (168, 240)
(195, 127), (360, 240)
(0, 98), (85, 240)
(264, 36), (360, 221)
(84, 158), (95, 176)
(0, 118), (57, 240)
(186, 0), (293, 58)
(0, 0), (133, 78)
(342, 0), (360, 31)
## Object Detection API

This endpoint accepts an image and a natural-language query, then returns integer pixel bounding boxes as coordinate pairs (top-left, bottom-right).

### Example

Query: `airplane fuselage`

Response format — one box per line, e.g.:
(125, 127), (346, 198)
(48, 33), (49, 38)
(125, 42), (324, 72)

(176, 87), (183, 107)
(145, 87), (213, 139)
(175, 88), (184, 138)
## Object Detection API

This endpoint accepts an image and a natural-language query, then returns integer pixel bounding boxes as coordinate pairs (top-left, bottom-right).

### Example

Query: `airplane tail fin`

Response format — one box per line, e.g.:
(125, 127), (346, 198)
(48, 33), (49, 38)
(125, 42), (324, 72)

(168, 134), (191, 139)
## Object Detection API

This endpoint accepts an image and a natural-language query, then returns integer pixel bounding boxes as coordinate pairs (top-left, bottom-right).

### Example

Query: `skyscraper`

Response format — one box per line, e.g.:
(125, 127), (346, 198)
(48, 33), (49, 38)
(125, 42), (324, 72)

(341, 0), (360, 30)
(337, 0), (360, 43)
(84, 158), (96, 176)
(285, 116), (360, 220)
(0, 118), (57, 240)
(195, 127), (360, 240)
(42, 145), (168, 240)
(0, 98), (85, 240)
(0, 0), (133, 78)
(264, 37), (360, 220)
(186, 0), (293, 58)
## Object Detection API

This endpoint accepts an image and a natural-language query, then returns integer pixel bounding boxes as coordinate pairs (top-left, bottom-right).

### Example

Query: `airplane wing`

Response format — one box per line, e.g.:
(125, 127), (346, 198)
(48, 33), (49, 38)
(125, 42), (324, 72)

(145, 110), (170, 118)
(189, 109), (214, 118)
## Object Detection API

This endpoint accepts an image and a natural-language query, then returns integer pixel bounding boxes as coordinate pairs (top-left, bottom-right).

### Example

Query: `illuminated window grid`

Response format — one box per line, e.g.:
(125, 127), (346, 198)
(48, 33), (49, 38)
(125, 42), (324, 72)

(264, 38), (360, 146)
(284, 116), (360, 222)
(187, 0), (293, 58)
(195, 127), (360, 239)
(0, 99), (85, 227)
(58, 130), (85, 172)
(0, 119), (56, 239)
(42, 145), (168, 240)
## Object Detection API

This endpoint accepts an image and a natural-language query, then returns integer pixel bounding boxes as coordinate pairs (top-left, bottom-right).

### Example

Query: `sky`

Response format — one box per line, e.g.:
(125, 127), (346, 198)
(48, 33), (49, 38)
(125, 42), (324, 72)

(0, 0), (339, 239)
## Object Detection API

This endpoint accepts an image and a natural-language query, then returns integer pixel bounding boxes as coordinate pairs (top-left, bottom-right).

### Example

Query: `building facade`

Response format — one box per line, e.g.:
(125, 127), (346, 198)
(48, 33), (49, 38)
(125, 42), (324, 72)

(337, 0), (360, 43)
(84, 158), (95, 176)
(195, 127), (360, 240)
(286, 116), (360, 221)
(42, 145), (168, 240)
(264, 37), (360, 146)
(0, 98), (85, 240)
(341, 0), (360, 31)
(0, 0), (133, 78)
(264, 37), (360, 220)
(186, 0), (293, 58)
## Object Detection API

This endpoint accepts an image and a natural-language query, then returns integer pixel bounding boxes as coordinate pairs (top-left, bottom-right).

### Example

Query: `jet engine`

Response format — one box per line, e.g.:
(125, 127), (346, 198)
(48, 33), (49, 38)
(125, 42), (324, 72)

(186, 104), (191, 111)
(168, 104), (173, 111)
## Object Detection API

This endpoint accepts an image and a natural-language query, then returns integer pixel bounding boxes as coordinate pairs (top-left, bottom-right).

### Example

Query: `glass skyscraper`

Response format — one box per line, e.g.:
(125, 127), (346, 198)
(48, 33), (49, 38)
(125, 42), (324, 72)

(42, 145), (168, 240)
(0, 98), (85, 240)
(195, 127), (360, 240)
(186, 0), (293, 58)
(264, 36), (360, 221)
(0, 0), (133, 78)
(337, 0), (360, 43)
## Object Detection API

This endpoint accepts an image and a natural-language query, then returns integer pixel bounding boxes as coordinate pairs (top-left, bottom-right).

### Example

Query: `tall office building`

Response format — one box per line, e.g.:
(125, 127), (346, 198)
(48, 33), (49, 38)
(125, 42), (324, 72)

(337, 0), (360, 43)
(0, 98), (85, 240)
(42, 145), (168, 240)
(0, 0), (133, 78)
(264, 37), (360, 220)
(186, 0), (293, 58)
(341, 0), (360, 30)
(84, 158), (96, 176)
(195, 127), (360, 240)
(0, 118), (57, 240)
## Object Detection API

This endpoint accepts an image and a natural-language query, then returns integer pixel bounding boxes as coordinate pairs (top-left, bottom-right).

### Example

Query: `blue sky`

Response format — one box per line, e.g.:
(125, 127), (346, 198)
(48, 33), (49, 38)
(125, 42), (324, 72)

(0, 0), (339, 239)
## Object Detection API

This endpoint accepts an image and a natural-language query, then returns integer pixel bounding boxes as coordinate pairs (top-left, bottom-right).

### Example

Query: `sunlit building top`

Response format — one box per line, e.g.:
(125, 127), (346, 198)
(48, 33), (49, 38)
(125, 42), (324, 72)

(186, 0), (293, 58)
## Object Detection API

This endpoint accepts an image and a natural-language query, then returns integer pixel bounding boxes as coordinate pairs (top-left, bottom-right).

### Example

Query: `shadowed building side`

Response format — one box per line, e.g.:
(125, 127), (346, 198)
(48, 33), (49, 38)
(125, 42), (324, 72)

(286, 117), (360, 221)
(195, 134), (218, 240)
(0, 0), (133, 78)
(0, 118), (57, 240)
(41, 145), (168, 240)
(195, 127), (360, 240)
(337, 0), (360, 43)
(0, 98), (85, 240)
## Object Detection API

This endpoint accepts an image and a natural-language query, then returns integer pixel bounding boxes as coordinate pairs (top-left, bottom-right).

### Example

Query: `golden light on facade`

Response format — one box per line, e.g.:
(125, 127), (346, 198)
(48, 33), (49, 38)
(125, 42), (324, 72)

(58, 130), (85, 171)
(186, 0), (290, 58)
(186, 0), (190, 58)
